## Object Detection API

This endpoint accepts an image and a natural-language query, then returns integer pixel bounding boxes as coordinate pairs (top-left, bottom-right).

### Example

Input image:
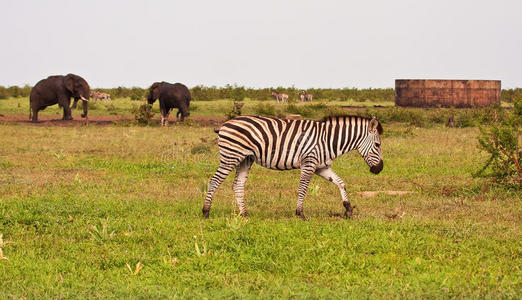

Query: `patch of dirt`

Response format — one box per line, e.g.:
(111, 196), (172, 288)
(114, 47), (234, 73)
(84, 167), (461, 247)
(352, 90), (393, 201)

(191, 115), (227, 127)
(0, 114), (226, 127)
(359, 191), (414, 198)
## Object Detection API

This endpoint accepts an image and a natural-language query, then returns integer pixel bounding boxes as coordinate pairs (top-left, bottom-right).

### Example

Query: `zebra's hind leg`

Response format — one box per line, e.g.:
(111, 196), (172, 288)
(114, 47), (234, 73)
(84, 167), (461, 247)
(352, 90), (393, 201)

(233, 156), (254, 217)
(202, 159), (242, 218)
(315, 167), (353, 218)
(295, 159), (317, 220)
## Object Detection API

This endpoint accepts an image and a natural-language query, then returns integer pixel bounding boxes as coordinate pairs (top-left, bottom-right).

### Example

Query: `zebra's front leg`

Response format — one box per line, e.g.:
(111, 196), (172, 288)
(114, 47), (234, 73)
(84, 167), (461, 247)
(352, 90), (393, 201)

(315, 167), (353, 218)
(233, 156), (254, 217)
(296, 161), (317, 220)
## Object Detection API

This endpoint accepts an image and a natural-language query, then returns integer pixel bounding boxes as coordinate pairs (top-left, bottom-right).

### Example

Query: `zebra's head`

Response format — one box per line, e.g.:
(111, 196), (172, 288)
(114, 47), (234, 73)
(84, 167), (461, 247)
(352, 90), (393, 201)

(357, 117), (383, 174)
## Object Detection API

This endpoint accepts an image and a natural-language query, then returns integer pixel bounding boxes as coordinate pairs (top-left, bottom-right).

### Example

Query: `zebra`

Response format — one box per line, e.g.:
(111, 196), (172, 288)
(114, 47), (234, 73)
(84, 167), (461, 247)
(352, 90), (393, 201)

(202, 115), (383, 219)
(298, 91), (305, 102)
(89, 91), (111, 102)
(271, 91), (288, 103)
(304, 91), (313, 102)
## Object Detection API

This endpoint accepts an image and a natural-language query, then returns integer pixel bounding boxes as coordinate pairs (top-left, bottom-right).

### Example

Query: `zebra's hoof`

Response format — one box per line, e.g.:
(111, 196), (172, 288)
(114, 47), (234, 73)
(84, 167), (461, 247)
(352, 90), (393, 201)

(343, 202), (354, 219)
(202, 208), (210, 219)
(295, 210), (307, 221)
(240, 211), (248, 217)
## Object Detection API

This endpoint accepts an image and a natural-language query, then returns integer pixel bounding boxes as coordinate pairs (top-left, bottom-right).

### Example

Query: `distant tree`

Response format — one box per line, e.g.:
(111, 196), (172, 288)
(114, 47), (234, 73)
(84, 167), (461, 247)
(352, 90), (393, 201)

(0, 86), (8, 99)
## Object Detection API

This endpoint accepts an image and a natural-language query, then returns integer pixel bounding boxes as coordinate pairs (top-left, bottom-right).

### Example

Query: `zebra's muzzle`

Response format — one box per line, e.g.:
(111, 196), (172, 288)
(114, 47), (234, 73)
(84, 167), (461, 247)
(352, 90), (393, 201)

(370, 160), (383, 174)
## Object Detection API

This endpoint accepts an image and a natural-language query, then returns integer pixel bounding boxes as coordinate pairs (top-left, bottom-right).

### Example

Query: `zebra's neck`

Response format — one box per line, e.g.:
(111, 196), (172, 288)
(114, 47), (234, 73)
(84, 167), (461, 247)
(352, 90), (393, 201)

(321, 116), (369, 160)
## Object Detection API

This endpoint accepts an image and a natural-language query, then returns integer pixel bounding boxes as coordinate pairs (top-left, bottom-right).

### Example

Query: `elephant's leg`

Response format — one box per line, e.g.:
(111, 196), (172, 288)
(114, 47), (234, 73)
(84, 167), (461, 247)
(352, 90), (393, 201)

(60, 98), (73, 120)
(31, 106), (39, 122)
(160, 108), (166, 126)
(164, 108), (173, 126)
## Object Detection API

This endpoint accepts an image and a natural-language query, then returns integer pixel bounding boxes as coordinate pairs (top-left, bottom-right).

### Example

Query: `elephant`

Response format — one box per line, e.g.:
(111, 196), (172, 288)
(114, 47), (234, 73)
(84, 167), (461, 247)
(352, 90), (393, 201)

(147, 81), (191, 125)
(29, 74), (90, 122)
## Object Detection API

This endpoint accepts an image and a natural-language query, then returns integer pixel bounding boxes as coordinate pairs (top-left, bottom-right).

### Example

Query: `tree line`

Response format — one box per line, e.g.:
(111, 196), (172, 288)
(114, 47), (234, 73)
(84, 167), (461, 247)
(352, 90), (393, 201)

(0, 84), (520, 103)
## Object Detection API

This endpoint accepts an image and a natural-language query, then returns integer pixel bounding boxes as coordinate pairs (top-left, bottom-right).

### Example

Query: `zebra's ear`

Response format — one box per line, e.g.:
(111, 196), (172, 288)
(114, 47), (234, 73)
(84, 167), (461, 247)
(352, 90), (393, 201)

(369, 118), (383, 134)
(369, 118), (378, 131)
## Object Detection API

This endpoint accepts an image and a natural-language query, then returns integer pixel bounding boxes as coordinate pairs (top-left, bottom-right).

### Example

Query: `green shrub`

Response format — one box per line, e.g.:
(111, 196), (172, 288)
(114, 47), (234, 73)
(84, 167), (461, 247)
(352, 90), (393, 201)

(454, 110), (477, 127)
(0, 86), (8, 99)
(514, 100), (522, 116)
(501, 88), (522, 103)
(106, 103), (118, 115)
(308, 102), (328, 110)
(191, 144), (211, 154)
(255, 103), (277, 117)
(474, 102), (521, 187)
(285, 104), (313, 118)
(132, 104), (154, 126)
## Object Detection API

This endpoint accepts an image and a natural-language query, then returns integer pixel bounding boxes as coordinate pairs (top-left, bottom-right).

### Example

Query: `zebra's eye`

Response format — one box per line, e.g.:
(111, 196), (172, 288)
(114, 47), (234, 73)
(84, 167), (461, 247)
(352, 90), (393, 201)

(375, 142), (380, 147)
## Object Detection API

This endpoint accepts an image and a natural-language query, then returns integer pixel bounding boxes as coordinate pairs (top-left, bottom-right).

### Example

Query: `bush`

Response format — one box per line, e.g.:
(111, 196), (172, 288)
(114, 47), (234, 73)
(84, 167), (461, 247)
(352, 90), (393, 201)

(285, 104), (313, 118)
(501, 88), (522, 103)
(255, 103), (277, 117)
(191, 144), (211, 154)
(132, 104), (154, 126)
(0, 86), (8, 99)
(106, 103), (118, 115)
(474, 102), (521, 187)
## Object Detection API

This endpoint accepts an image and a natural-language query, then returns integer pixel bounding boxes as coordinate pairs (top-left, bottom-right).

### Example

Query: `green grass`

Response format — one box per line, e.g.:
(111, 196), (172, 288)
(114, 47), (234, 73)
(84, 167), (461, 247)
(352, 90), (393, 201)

(2, 97), (514, 129)
(0, 97), (393, 119)
(0, 120), (521, 298)
(0, 97), (141, 117)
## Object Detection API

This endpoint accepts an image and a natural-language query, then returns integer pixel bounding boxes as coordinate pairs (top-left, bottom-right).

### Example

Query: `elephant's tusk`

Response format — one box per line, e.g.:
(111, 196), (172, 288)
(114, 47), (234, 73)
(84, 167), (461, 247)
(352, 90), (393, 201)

(80, 96), (89, 102)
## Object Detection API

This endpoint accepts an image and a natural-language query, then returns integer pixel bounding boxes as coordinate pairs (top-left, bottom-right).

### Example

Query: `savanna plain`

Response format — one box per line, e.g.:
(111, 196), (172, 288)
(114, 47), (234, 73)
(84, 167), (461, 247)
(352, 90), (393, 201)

(0, 98), (521, 298)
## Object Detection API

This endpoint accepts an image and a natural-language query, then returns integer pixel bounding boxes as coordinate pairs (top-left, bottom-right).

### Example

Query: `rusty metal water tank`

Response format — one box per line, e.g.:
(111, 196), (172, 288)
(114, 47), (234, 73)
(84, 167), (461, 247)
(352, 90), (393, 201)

(395, 79), (501, 108)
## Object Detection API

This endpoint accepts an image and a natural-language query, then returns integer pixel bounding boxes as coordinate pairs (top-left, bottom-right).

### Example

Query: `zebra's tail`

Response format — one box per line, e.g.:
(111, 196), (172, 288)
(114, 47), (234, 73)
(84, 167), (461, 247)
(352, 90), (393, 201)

(213, 127), (220, 134)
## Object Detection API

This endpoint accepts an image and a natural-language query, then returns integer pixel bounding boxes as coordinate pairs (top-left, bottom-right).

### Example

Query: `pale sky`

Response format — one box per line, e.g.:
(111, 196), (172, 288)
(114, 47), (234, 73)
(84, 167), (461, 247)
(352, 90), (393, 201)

(1, 0), (521, 88)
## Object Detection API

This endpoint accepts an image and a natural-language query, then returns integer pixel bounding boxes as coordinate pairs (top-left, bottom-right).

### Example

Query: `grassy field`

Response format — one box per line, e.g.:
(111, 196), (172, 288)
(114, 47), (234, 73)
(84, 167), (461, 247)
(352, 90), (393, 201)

(0, 97), (394, 120)
(0, 99), (521, 298)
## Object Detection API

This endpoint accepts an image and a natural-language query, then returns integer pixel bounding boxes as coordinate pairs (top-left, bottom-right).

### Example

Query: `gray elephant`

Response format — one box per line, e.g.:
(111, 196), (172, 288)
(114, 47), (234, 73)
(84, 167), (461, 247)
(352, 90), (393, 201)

(29, 73), (90, 122)
(147, 81), (191, 126)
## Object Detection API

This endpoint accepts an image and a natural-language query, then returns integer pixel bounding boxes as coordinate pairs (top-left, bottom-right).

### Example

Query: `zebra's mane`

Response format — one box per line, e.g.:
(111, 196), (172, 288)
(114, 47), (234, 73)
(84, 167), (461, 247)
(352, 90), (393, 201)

(320, 115), (383, 134)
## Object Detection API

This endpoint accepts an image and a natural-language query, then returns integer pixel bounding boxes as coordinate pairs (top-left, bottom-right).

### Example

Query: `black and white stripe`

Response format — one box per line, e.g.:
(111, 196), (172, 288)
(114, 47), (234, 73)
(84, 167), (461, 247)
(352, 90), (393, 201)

(202, 115), (383, 219)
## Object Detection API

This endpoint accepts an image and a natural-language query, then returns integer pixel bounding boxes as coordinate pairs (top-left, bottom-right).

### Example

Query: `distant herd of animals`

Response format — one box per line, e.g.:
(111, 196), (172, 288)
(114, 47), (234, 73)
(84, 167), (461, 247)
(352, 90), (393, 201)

(28, 73), (314, 125)
(26, 73), (383, 219)
(270, 91), (313, 103)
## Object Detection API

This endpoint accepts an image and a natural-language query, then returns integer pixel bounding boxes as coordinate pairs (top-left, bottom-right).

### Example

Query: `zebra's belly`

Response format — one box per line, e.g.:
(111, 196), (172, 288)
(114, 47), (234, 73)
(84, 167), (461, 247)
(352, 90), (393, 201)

(254, 155), (301, 170)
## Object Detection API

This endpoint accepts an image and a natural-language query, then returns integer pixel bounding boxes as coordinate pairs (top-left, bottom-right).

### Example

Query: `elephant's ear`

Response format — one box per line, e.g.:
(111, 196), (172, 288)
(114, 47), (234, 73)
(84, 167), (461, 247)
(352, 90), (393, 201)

(150, 82), (160, 91)
(64, 74), (75, 93)
(150, 82), (162, 98)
